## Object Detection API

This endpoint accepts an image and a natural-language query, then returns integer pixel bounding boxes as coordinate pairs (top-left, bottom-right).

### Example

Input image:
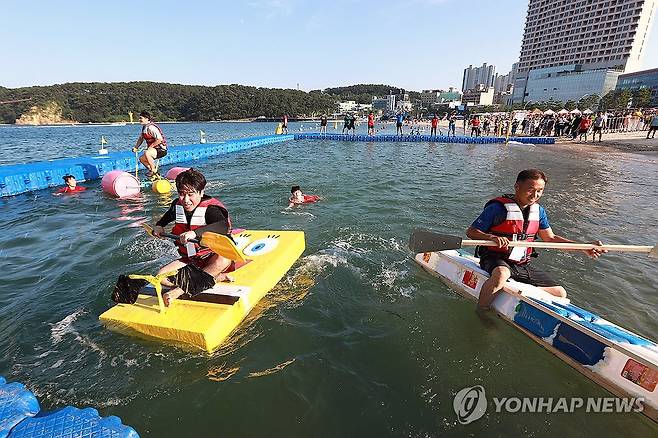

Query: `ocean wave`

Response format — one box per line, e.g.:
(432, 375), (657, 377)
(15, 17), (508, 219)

(49, 309), (108, 365)
(50, 309), (85, 344)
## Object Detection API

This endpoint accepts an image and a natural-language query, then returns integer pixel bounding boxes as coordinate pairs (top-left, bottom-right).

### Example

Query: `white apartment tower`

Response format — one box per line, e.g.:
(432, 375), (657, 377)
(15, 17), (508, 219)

(512, 0), (657, 103)
(462, 63), (497, 92)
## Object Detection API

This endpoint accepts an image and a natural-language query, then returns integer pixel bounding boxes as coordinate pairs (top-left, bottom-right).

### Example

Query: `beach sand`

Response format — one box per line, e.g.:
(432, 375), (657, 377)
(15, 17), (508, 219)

(555, 130), (658, 154)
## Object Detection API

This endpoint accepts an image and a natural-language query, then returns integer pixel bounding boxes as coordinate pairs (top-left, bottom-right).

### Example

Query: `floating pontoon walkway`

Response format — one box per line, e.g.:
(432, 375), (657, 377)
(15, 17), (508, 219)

(0, 135), (293, 197)
(295, 132), (555, 144)
(0, 133), (555, 197)
(0, 375), (139, 437)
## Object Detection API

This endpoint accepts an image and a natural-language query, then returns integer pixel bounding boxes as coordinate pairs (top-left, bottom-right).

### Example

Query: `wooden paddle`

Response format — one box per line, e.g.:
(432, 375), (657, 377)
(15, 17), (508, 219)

(142, 223), (245, 262)
(409, 230), (657, 258)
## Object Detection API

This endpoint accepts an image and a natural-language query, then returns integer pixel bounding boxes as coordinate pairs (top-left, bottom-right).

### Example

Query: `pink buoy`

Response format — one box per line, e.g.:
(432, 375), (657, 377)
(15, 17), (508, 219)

(101, 170), (141, 198)
(165, 167), (190, 181)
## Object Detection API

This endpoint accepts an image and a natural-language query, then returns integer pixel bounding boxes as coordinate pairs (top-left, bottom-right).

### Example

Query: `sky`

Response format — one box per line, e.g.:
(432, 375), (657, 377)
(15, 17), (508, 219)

(2, 0), (658, 92)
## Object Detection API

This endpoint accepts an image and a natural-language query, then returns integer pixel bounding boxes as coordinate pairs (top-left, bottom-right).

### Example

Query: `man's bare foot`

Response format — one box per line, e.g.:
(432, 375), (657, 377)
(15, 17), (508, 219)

(216, 273), (234, 283)
(163, 288), (185, 307)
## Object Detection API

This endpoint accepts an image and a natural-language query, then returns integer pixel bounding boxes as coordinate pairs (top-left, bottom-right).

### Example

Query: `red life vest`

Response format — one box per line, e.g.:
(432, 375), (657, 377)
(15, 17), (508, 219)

(368, 114), (374, 127)
(142, 123), (167, 149)
(57, 185), (86, 194)
(171, 197), (231, 257)
(431, 117), (438, 128)
(484, 196), (540, 264)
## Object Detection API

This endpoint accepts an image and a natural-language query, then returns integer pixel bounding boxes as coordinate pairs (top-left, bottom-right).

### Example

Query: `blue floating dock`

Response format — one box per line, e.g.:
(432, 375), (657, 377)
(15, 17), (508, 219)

(8, 407), (139, 438)
(294, 132), (555, 144)
(0, 377), (40, 438)
(0, 132), (554, 197)
(0, 134), (294, 197)
(0, 376), (138, 438)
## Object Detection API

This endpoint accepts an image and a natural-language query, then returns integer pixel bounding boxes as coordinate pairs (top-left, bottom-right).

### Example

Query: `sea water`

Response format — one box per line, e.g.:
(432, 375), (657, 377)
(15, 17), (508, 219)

(0, 122), (656, 436)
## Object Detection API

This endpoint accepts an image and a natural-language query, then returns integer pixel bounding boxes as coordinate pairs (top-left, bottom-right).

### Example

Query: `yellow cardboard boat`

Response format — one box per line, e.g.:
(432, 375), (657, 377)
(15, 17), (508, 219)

(99, 230), (305, 352)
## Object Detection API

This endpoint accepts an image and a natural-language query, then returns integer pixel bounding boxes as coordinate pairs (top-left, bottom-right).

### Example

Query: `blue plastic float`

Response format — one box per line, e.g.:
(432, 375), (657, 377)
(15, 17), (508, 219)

(0, 135), (294, 197)
(0, 376), (138, 438)
(294, 132), (555, 145)
(0, 132), (555, 198)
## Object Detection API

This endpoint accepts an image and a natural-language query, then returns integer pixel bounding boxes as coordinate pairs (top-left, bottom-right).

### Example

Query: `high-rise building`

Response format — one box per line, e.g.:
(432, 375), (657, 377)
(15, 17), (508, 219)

(462, 63), (496, 92)
(615, 67), (658, 105)
(494, 63), (518, 93)
(512, 0), (657, 104)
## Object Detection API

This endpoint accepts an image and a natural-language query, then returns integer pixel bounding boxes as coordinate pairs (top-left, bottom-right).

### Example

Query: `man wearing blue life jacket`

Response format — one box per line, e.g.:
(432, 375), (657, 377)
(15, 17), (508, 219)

(466, 169), (606, 309)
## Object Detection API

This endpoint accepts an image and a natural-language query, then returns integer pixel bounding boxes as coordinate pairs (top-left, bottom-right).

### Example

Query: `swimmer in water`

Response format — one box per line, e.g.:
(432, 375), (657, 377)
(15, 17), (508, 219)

(55, 175), (87, 194)
(288, 185), (320, 208)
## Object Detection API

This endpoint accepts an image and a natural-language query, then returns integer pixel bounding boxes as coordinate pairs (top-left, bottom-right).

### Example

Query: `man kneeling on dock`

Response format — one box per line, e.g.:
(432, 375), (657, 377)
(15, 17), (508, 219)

(466, 169), (605, 309)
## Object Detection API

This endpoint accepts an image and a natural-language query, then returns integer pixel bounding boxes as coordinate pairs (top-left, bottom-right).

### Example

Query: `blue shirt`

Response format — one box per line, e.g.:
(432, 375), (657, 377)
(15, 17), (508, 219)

(471, 202), (550, 232)
(396, 114), (404, 123)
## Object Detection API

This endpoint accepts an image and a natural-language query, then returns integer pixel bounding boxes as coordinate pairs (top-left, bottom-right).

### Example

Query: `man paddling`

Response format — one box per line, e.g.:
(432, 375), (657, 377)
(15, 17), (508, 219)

(151, 168), (234, 306)
(132, 111), (167, 179)
(110, 168), (233, 309)
(466, 169), (606, 309)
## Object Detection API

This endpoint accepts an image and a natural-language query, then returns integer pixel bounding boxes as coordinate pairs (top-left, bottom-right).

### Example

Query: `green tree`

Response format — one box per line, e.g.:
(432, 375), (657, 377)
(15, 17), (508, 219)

(599, 91), (617, 111)
(632, 88), (652, 108)
(616, 90), (632, 109)
(577, 94), (600, 111)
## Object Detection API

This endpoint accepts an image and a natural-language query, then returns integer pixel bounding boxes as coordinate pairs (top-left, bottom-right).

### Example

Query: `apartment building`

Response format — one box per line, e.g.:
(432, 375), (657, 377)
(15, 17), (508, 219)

(512, 0), (657, 103)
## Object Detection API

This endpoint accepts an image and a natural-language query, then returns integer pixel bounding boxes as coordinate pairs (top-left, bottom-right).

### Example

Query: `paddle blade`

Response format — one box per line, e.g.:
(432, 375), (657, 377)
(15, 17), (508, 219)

(142, 223), (154, 237)
(650, 245), (658, 259)
(201, 232), (247, 263)
(112, 275), (147, 304)
(409, 230), (463, 253)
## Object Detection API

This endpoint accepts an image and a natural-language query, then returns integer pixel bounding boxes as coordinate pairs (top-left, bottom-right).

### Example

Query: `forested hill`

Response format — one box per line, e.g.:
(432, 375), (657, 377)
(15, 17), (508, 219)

(322, 84), (421, 104)
(0, 82), (337, 124)
(0, 82), (421, 124)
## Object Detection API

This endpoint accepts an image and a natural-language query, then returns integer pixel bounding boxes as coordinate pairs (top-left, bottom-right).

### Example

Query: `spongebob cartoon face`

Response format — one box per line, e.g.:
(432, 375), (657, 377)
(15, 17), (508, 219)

(232, 232), (281, 257)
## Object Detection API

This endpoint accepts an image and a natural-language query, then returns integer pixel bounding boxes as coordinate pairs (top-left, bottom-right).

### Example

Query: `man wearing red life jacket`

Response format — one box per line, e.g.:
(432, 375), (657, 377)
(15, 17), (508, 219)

(55, 174), (87, 194)
(133, 111), (168, 179)
(367, 112), (375, 136)
(431, 114), (439, 136)
(466, 169), (605, 309)
(152, 168), (232, 306)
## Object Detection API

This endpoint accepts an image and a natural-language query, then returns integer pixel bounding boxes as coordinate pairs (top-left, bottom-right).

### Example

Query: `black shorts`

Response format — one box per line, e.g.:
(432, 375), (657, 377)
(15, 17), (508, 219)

(593, 126), (602, 132)
(155, 148), (167, 159)
(396, 123), (403, 128)
(479, 256), (558, 288)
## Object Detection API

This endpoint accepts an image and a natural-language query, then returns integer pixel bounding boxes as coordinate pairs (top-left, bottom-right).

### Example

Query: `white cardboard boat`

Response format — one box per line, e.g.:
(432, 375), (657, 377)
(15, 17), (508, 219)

(414, 249), (658, 422)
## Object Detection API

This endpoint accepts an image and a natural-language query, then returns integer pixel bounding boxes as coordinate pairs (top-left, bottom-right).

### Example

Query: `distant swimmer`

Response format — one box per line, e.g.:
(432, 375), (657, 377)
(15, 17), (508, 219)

(367, 111), (375, 136)
(288, 185), (320, 208)
(55, 175), (86, 194)
(132, 111), (167, 179)
(320, 114), (328, 134)
(282, 114), (289, 134)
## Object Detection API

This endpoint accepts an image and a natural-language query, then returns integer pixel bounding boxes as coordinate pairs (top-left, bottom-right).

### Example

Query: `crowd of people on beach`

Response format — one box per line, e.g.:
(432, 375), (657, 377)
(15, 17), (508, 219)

(466, 109), (658, 142)
(314, 108), (658, 142)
